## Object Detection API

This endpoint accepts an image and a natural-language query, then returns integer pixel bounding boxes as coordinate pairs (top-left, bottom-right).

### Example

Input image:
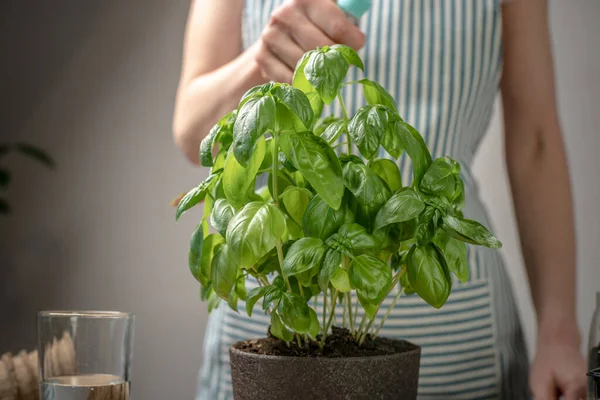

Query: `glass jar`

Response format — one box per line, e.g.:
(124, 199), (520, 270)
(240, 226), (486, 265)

(588, 292), (600, 399)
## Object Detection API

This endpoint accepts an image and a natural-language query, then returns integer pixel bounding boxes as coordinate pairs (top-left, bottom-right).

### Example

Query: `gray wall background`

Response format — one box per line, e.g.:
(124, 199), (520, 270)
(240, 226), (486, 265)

(1, 1), (598, 399)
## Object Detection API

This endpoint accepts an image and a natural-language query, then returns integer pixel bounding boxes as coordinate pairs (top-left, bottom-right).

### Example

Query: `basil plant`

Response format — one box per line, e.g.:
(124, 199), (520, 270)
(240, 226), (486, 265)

(176, 45), (501, 345)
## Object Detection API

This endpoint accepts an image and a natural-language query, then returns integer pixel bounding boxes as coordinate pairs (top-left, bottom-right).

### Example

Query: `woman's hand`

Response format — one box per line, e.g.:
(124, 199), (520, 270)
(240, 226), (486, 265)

(530, 324), (586, 400)
(255, 0), (366, 83)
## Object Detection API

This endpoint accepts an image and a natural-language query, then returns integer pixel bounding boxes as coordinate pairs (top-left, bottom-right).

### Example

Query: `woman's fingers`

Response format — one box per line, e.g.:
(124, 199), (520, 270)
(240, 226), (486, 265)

(256, 0), (366, 83)
(269, 3), (335, 51)
(261, 24), (305, 70)
(302, 0), (366, 49)
(255, 44), (294, 83)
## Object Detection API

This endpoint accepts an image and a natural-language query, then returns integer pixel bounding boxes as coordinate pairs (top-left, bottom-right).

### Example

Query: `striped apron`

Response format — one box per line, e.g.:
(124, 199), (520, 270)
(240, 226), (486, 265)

(196, 1), (530, 399)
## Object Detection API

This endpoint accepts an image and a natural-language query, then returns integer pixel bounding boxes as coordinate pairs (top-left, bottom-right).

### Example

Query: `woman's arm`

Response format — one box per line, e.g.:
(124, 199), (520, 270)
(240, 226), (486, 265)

(501, 1), (585, 399)
(172, 0), (264, 164)
(173, 0), (365, 164)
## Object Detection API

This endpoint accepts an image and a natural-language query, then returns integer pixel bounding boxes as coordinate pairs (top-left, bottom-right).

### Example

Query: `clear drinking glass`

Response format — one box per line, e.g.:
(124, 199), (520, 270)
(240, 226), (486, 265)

(37, 311), (134, 400)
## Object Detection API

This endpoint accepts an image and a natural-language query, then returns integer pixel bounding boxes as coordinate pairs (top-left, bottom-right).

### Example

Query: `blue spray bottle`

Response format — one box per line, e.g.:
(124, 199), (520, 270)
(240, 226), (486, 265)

(337, 0), (372, 26)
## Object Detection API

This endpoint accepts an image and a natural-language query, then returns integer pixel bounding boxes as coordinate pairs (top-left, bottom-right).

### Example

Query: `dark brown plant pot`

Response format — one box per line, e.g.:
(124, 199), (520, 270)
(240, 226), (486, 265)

(229, 338), (421, 400)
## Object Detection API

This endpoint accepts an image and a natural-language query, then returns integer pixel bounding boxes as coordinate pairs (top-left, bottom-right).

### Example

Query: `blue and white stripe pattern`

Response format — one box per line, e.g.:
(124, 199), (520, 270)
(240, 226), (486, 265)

(197, 1), (529, 399)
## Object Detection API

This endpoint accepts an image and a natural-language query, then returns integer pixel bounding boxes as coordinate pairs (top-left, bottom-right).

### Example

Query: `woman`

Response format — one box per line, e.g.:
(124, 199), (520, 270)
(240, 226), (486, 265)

(172, 1), (586, 398)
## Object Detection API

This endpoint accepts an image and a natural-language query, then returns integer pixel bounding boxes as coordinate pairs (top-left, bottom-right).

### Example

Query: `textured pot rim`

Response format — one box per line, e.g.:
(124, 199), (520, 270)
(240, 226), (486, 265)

(230, 337), (421, 363)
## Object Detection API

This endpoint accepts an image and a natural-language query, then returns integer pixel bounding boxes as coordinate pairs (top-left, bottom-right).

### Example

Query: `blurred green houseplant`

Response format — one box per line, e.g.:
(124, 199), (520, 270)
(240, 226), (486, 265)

(0, 143), (54, 214)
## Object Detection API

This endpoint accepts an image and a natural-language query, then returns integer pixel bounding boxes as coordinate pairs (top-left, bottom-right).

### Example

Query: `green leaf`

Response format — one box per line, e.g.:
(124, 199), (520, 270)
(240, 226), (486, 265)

(320, 120), (346, 145)
(331, 44), (364, 71)
(407, 244), (452, 308)
(207, 290), (221, 312)
(211, 244), (240, 300)
(283, 215), (304, 241)
(15, 143), (55, 168)
(349, 254), (392, 302)
(279, 131), (344, 210)
(200, 282), (214, 301)
(318, 248), (342, 291)
(305, 48), (349, 104)
(233, 95), (276, 166)
(176, 173), (218, 220)
(347, 105), (388, 159)
(279, 186), (312, 225)
(259, 138), (273, 170)
(303, 194), (353, 240)
(226, 202), (287, 268)
(200, 111), (236, 167)
(400, 270), (416, 296)
(236, 272), (247, 301)
(306, 92), (324, 123)
(369, 159), (402, 192)
(268, 171), (294, 201)
(326, 223), (380, 255)
(313, 115), (342, 136)
(396, 122), (432, 185)
(382, 123), (404, 159)
(263, 284), (285, 311)
(373, 189), (425, 231)
(270, 310), (293, 342)
(415, 206), (435, 246)
(213, 150), (228, 171)
(0, 197), (10, 214)
(292, 51), (316, 94)
(278, 292), (312, 334)
(239, 85), (265, 108)
(223, 137), (266, 209)
(356, 79), (398, 113)
(210, 198), (235, 238)
(254, 249), (280, 275)
(246, 286), (269, 317)
(330, 268), (352, 293)
(200, 234), (225, 286)
(452, 178), (465, 211)
(434, 231), (469, 283)
(308, 308), (320, 338)
(228, 272), (246, 312)
(357, 291), (379, 320)
(442, 215), (502, 248)
(272, 84), (314, 130)
(227, 286), (239, 312)
(282, 237), (326, 279)
(420, 157), (460, 200)
(342, 162), (391, 227)
(0, 169), (10, 188)
(188, 224), (204, 284)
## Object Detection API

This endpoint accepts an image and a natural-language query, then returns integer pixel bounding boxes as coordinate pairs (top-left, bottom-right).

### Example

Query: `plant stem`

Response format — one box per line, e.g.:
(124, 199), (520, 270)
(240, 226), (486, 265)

(337, 91), (352, 155)
(357, 269), (407, 344)
(322, 289), (327, 333)
(346, 293), (354, 333)
(341, 257), (353, 333)
(343, 291), (348, 329)
(359, 318), (375, 346)
(320, 289), (339, 346)
(374, 288), (404, 337)
(271, 131), (291, 293)
(355, 314), (368, 341)
(258, 276), (270, 287)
